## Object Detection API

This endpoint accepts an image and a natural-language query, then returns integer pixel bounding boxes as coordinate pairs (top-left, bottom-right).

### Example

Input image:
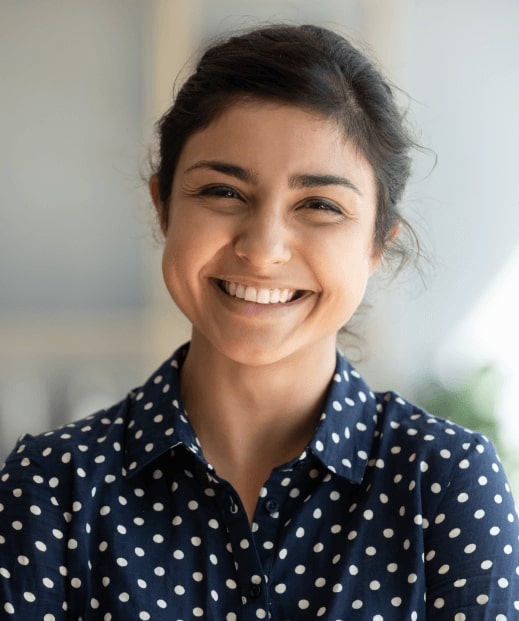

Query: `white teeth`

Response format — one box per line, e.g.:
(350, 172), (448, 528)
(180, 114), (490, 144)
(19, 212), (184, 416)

(244, 287), (257, 302)
(256, 288), (270, 304)
(222, 280), (297, 304)
(270, 289), (280, 303)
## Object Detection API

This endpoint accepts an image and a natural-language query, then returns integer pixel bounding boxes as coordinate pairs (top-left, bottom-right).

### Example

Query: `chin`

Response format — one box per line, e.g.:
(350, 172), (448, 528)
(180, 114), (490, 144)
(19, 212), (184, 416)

(217, 339), (291, 368)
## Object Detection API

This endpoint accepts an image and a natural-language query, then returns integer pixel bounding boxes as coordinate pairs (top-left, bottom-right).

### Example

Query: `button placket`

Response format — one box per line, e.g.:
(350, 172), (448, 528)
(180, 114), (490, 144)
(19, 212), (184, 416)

(214, 481), (270, 619)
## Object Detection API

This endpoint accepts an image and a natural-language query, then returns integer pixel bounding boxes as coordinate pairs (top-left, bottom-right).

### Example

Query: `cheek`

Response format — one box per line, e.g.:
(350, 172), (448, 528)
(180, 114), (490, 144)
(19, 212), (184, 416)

(161, 227), (190, 287)
(161, 217), (218, 292)
(163, 208), (200, 261)
(318, 240), (375, 303)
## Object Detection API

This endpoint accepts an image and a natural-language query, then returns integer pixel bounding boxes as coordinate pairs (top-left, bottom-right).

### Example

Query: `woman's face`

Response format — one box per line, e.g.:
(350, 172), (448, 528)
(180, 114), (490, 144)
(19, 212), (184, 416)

(153, 100), (381, 367)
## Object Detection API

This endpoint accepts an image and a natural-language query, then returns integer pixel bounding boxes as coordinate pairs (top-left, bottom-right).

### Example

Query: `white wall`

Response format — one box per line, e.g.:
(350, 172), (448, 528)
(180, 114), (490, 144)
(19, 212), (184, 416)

(385, 0), (519, 389)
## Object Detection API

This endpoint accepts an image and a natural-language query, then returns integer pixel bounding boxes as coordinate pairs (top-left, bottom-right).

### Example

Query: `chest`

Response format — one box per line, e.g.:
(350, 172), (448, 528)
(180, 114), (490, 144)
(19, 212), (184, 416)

(64, 458), (428, 620)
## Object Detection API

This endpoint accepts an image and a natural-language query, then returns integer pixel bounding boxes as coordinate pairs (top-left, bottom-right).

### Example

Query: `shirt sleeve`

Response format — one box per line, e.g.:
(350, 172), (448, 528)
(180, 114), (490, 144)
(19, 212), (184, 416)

(424, 434), (519, 619)
(0, 436), (68, 618)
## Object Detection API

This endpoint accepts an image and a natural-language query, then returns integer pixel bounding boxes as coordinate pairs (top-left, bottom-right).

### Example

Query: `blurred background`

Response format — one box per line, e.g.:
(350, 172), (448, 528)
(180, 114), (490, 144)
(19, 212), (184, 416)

(1, 0), (518, 492)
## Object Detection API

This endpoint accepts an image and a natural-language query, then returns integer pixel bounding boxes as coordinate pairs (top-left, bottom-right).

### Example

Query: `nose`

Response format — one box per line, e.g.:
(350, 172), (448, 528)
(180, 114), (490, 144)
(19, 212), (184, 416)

(233, 210), (292, 267)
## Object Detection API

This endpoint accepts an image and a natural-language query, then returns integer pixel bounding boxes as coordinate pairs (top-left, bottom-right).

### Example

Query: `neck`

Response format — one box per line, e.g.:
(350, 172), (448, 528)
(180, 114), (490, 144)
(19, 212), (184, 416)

(179, 331), (337, 519)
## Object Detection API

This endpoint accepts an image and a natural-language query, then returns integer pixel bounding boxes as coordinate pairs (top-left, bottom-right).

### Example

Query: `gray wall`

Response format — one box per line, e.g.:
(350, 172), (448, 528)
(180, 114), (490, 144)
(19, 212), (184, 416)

(0, 1), (150, 455)
(0, 0), (148, 313)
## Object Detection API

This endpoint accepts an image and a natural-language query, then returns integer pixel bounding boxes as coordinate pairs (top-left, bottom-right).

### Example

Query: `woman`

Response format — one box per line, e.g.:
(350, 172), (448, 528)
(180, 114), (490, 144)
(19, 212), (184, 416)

(1, 24), (518, 620)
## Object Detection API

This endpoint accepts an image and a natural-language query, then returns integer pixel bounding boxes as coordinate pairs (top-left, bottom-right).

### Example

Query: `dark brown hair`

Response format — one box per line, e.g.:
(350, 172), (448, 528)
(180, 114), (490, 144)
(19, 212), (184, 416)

(151, 24), (420, 270)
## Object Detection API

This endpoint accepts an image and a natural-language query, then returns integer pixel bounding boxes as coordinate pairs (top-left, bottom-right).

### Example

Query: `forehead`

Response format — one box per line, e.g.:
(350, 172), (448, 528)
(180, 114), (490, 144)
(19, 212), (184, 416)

(174, 100), (376, 195)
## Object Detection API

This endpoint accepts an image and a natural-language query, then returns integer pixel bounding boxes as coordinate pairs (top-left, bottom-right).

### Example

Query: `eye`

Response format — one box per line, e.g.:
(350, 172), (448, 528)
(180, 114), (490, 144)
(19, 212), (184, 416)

(199, 185), (243, 200)
(303, 198), (344, 216)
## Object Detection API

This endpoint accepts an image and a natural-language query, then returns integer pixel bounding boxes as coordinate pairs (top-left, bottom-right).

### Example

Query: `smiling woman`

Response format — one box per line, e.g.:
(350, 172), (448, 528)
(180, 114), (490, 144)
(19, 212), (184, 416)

(1, 23), (518, 621)
(151, 101), (380, 372)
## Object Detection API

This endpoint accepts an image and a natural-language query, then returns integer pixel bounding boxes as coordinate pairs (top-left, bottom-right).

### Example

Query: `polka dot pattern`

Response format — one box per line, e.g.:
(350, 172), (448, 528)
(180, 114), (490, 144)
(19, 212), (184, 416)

(1, 344), (518, 618)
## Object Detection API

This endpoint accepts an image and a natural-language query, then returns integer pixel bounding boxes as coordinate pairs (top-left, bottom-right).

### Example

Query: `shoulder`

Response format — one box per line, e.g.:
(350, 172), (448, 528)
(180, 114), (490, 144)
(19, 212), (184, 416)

(0, 345), (191, 497)
(374, 389), (496, 466)
(371, 391), (516, 521)
(0, 398), (131, 495)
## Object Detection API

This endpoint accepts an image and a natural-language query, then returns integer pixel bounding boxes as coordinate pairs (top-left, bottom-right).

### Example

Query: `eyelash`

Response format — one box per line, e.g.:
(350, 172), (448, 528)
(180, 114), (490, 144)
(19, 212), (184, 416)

(303, 199), (343, 215)
(199, 185), (243, 200)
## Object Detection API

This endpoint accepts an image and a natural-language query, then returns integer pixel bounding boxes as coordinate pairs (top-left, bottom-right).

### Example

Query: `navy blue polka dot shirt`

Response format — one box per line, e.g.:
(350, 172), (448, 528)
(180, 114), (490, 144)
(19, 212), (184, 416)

(1, 343), (518, 619)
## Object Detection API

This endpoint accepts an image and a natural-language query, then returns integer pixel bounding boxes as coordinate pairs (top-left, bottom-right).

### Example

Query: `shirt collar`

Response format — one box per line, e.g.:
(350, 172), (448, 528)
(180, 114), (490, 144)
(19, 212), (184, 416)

(308, 351), (378, 483)
(123, 343), (202, 477)
(123, 344), (377, 484)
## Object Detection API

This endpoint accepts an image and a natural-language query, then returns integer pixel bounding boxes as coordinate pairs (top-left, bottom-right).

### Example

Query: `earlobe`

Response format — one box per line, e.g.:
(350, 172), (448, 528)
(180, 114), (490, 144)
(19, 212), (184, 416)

(370, 251), (383, 275)
(388, 222), (401, 244)
(149, 175), (168, 235)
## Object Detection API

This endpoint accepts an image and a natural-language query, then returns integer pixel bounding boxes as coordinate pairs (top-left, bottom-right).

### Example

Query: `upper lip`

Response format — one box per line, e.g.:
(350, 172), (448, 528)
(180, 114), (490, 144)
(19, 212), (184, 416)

(211, 276), (307, 292)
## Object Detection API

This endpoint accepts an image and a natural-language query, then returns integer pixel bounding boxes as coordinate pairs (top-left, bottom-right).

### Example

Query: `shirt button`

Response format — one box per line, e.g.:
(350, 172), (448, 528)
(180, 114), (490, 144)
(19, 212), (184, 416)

(249, 583), (262, 599)
(264, 498), (279, 515)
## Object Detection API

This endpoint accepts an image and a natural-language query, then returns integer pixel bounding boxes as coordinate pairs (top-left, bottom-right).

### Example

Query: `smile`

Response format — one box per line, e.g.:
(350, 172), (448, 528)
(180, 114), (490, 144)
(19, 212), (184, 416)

(216, 279), (304, 304)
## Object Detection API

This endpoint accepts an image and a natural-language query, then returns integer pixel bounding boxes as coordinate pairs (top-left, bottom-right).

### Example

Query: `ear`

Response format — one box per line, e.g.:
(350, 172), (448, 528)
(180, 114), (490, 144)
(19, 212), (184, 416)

(149, 175), (168, 235)
(370, 222), (401, 274)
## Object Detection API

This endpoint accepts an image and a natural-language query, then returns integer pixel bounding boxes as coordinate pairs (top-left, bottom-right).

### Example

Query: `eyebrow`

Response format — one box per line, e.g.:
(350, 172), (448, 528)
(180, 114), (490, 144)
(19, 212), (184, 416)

(184, 160), (361, 195)
(289, 173), (361, 196)
(184, 160), (257, 184)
